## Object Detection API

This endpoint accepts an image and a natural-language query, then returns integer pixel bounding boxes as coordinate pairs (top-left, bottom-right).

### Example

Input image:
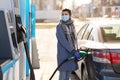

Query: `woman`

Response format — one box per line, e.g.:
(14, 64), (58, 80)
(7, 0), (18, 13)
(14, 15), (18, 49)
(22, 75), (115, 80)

(56, 9), (81, 80)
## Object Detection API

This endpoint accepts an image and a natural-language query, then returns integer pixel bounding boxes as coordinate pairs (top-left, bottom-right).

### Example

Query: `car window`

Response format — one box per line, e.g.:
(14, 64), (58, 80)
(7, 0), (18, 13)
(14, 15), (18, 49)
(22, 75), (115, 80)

(101, 26), (120, 42)
(77, 23), (89, 40)
(82, 24), (93, 40)
(87, 28), (94, 40)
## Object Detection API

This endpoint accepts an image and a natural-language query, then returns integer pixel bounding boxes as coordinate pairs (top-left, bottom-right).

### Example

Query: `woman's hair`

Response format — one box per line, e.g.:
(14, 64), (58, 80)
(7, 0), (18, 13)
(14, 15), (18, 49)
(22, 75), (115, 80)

(62, 9), (71, 16)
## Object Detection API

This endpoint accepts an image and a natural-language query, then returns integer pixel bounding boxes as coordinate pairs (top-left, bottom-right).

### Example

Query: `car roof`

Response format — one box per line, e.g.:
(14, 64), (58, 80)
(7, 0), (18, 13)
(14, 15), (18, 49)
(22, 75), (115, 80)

(84, 20), (120, 42)
(88, 20), (120, 28)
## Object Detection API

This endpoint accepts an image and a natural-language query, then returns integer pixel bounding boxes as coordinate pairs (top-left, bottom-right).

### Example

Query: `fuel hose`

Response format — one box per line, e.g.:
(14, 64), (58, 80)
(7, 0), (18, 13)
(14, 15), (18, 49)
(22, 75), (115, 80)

(49, 51), (89, 80)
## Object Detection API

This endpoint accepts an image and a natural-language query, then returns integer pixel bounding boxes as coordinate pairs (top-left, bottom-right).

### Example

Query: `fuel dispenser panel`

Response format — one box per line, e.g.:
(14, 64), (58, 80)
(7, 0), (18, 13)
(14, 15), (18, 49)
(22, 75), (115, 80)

(0, 11), (13, 59)
(0, 10), (19, 80)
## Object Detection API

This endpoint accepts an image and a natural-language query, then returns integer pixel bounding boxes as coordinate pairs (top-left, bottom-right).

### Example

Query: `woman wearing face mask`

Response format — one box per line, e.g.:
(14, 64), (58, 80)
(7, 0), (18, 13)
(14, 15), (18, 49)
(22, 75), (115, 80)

(56, 9), (81, 80)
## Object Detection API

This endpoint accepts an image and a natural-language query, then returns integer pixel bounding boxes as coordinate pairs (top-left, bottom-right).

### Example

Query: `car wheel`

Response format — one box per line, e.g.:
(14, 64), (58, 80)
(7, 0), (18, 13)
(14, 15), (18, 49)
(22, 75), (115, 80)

(82, 66), (88, 80)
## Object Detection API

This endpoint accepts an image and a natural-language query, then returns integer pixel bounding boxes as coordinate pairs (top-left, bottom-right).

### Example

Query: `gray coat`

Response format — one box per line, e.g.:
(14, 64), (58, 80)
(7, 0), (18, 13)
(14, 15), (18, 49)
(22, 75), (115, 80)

(56, 22), (78, 71)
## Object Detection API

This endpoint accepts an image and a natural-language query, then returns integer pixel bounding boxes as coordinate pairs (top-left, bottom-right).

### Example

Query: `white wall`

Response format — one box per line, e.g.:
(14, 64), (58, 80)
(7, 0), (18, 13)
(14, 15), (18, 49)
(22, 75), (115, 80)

(36, 10), (61, 20)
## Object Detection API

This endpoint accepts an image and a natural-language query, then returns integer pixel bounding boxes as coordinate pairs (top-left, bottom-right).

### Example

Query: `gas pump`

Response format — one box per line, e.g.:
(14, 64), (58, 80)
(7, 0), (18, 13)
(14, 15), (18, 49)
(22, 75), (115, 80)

(0, 0), (20, 79)
(0, 0), (39, 80)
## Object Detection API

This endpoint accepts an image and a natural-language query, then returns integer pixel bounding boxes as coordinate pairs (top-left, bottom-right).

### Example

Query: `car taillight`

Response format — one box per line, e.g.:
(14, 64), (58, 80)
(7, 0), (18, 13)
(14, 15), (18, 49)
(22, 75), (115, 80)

(93, 51), (120, 64)
(110, 52), (120, 64)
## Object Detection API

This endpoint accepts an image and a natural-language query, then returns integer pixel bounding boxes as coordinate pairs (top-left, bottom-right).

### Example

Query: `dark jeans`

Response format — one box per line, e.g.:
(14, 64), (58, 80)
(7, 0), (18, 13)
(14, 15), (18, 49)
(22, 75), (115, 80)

(59, 71), (71, 80)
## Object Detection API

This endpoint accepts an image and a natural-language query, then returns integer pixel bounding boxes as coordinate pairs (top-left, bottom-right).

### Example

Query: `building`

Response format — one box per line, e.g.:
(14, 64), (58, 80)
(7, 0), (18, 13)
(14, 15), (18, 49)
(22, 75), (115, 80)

(32, 0), (62, 21)
(32, 0), (64, 10)
(32, 0), (55, 10)
(93, 0), (120, 17)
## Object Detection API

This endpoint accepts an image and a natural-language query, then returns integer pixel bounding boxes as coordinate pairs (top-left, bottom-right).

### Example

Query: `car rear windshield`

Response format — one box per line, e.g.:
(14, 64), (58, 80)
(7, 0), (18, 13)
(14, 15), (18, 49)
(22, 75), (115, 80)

(101, 26), (120, 42)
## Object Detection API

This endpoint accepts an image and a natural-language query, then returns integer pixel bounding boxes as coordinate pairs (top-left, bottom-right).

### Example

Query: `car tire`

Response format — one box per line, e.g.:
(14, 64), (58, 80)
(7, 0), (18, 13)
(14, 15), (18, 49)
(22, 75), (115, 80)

(81, 66), (88, 80)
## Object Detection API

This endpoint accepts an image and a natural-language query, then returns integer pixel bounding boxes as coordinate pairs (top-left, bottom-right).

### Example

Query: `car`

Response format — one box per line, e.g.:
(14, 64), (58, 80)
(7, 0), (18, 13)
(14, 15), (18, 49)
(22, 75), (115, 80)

(75, 20), (120, 80)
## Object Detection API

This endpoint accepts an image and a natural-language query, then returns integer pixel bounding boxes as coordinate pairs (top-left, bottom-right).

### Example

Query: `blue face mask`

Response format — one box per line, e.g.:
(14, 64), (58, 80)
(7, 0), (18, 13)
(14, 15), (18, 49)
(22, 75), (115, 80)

(61, 15), (69, 22)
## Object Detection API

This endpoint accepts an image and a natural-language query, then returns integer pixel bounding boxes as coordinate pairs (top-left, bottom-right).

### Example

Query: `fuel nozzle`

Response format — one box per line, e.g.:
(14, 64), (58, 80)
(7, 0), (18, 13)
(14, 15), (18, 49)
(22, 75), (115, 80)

(79, 51), (89, 57)
(67, 51), (89, 61)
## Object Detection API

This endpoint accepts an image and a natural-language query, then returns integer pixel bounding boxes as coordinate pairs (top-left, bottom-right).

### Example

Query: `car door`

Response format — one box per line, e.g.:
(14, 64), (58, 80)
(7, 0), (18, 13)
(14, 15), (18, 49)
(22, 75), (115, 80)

(77, 23), (96, 80)
(82, 25), (96, 80)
